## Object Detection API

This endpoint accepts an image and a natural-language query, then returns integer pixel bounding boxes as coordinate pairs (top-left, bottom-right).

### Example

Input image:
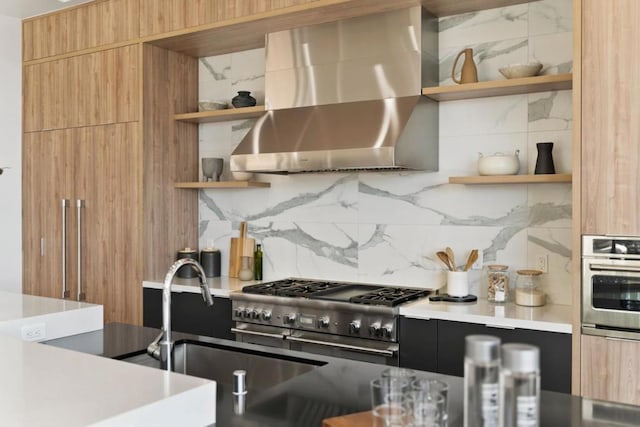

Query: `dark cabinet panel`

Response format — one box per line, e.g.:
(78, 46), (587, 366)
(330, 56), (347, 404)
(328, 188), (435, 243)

(143, 288), (233, 340)
(437, 320), (571, 393)
(398, 317), (437, 372)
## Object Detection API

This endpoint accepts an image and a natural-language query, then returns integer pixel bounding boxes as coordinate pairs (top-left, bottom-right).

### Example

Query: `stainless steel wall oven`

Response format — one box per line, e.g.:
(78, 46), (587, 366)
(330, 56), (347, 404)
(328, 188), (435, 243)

(582, 235), (640, 339)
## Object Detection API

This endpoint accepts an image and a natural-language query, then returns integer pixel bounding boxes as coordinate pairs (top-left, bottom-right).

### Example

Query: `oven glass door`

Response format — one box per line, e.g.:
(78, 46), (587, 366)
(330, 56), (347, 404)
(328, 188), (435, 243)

(591, 274), (640, 312)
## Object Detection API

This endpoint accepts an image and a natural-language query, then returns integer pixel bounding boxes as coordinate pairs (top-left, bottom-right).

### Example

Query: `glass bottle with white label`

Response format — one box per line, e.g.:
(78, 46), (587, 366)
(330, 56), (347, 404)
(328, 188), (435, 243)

(499, 344), (540, 427)
(464, 335), (501, 427)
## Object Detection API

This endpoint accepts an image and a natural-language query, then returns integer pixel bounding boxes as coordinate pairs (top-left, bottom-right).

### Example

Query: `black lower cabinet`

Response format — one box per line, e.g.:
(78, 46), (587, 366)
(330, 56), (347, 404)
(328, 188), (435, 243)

(398, 317), (437, 372)
(142, 288), (233, 340)
(437, 319), (571, 393)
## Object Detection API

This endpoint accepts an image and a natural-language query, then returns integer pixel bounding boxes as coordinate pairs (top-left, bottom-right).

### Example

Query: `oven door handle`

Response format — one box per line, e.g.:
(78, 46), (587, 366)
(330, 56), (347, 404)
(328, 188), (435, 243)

(231, 328), (286, 340)
(588, 263), (640, 273)
(286, 335), (396, 357)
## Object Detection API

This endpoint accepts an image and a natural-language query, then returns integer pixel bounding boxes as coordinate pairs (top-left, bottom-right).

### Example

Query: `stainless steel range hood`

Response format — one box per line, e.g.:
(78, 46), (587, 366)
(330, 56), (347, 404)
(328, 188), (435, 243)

(230, 7), (439, 174)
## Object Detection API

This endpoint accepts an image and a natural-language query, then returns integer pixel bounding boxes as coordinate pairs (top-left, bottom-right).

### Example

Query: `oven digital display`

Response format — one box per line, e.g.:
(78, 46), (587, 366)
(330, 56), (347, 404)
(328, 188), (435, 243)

(299, 314), (316, 326)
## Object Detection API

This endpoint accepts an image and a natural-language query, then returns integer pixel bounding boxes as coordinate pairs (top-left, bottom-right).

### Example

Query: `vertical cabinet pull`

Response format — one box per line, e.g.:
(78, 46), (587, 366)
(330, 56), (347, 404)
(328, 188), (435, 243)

(61, 199), (70, 299)
(76, 199), (86, 301)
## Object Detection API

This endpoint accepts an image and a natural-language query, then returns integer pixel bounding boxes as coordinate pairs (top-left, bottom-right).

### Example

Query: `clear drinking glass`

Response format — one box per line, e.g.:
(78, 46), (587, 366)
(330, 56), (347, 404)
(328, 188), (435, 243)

(411, 379), (449, 424)
(406, 390), (445, 427)
(382, 367), (417, 383)
(371, 377), (410, 427)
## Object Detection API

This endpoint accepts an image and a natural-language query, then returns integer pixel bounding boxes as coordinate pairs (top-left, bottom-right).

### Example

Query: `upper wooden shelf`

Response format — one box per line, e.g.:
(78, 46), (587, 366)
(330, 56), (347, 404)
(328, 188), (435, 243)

(145, 0), (538, 58)
(449, 174), (572, 185)
(175, 181), (270, 189)
(175, 106), (265, 124)
(422, 73), (573, 102)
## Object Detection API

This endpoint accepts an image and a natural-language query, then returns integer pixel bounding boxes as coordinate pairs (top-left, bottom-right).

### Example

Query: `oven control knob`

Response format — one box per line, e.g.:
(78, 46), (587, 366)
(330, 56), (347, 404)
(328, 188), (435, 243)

(234, 307), (246, 318)
(317, 316), (330, 328)
(284, 313), (297, 325)
(242, 308), (254, 319)
(369, 322), (382, 337)
(261, 310), (272, 321)
(249, 309), (260, 320)
(381, 324), (393, 339)
(349, 320), (361, 335)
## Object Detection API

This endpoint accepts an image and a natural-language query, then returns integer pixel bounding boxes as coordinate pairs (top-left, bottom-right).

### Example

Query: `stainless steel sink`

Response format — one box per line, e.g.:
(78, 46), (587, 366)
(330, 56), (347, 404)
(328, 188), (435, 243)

(120, 339), (324, 391)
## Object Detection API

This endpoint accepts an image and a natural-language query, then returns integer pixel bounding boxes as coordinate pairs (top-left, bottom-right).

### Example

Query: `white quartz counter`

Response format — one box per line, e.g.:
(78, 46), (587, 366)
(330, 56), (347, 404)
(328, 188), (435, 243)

(143, 276), (259, 297)
(400, 297), (572, 334)
(0, 333), (215, 426)
(0, 291), (103, 341)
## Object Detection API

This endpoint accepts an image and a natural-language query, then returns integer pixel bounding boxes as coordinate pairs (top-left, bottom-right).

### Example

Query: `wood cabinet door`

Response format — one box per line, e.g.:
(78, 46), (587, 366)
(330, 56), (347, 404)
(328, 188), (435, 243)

(22, 130), (76, 299)
(74, 123), (142, 325)
(22, 0), (139, 62)
(581, 334), (640, 405)
(23, 45), (140, 133)
(581, 0), (640, 234)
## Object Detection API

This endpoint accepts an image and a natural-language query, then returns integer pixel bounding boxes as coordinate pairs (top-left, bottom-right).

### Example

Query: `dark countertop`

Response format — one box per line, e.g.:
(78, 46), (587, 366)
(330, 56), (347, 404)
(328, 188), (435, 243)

(45, 323), (639, 426)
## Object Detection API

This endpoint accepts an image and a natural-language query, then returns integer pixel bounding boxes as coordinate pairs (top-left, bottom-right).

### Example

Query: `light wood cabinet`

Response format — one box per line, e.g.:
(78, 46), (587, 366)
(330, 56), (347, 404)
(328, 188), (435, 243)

(581, 0), (640, 235)
(22, 0), (139, 62)
(581, 334), (640, 405)
(22, 124), (142, 324)
(23, 45), (140, 132)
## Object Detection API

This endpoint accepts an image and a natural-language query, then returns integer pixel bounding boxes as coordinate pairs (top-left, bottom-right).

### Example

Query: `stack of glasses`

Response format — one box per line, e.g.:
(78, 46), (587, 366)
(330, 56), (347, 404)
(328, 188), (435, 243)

(370, 368), (449, 427)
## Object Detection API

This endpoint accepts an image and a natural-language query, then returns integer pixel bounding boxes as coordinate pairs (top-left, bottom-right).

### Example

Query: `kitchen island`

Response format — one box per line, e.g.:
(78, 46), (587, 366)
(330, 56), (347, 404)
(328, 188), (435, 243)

(46, 323), (638, 426)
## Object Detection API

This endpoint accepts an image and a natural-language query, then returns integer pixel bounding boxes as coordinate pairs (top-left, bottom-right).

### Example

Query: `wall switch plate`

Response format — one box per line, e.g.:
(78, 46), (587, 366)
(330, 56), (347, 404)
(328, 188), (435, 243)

(472, 251), (483, 270)
(536, 254), (548, 273)
(21, 323), (46, 341)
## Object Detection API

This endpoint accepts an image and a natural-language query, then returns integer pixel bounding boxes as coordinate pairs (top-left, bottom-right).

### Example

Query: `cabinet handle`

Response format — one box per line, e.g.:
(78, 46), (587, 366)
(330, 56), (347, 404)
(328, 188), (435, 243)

(61, 199), (70, 299)
(485, 323), (516, 330)
(605, 336), (640, 343)
(287, 334), (396, 356)
(76, 200), (86, 301)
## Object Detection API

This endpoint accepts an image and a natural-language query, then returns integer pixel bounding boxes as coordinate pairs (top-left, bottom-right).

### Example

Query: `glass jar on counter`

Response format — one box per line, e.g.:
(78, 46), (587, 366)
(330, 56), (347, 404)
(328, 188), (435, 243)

(515, 269), (545, 307)
(486, 265), (509, 303)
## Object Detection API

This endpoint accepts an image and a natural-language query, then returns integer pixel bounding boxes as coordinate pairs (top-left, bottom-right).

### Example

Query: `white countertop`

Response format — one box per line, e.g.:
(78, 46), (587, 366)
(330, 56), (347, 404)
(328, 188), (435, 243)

(400, 297), (573, 334)
(143, 276), (259, 297)
(0, 333), (215, 426)
(0, 290), (103, 341)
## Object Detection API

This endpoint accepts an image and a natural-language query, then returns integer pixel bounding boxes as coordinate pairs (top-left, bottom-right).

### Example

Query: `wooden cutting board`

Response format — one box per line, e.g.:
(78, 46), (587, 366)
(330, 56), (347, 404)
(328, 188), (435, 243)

(228, 221), (254, 278)
(322, 410), (373, 427)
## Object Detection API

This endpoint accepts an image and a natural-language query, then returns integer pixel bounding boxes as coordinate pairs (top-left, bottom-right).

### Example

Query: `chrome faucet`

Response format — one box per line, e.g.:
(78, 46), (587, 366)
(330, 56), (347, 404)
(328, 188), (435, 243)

(147, 258), (214, 370)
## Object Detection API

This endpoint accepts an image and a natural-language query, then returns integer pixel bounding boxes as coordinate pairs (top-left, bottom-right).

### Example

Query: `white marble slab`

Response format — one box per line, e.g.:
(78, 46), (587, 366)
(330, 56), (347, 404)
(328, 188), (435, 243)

(0, 334), (215, 426)
(0, 291), (103, 342)
(400, 297), (572, 334)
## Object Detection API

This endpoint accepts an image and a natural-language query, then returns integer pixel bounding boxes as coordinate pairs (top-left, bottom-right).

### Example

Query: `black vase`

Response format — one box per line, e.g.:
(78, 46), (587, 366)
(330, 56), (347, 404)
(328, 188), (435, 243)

(231, 91), (257, 108)
(534, 142), (556, 174)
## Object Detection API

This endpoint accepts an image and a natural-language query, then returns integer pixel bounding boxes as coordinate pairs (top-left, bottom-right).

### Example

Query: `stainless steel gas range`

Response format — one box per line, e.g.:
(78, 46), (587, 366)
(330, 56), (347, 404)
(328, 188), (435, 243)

(230, 278), (436, 365)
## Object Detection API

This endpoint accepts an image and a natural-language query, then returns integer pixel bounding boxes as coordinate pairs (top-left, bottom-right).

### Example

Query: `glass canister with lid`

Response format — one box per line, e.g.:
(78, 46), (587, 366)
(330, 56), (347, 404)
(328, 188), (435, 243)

(486, 265), (509, 303)
(515, 269), (545, 306)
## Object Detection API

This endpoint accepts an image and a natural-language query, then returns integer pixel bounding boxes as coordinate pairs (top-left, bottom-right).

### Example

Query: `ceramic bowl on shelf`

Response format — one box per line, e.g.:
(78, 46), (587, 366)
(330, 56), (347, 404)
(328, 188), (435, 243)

(198, 100), (228, 111)
(477, 150), (520, 176)
(499, 62), (543, 79)
(231, 171), (254, 181)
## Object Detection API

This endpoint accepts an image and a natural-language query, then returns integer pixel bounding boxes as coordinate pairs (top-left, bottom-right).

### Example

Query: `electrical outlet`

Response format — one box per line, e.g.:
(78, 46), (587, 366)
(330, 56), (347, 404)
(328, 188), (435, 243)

(472, 251), (483, 270)
(21, 323), (46, 342)
(536, 254), (548, 273)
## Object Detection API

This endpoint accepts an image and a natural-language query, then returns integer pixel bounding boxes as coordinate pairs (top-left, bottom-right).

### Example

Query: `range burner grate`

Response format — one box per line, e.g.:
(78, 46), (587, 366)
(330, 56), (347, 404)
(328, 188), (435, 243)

(350, 287), (432, 307)
(241, 279), (318, 295)
(276, 282), (345, 298)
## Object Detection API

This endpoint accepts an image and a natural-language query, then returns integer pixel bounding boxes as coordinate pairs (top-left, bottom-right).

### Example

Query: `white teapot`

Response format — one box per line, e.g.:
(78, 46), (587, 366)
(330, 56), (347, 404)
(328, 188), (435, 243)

(477, 149), (520, 176)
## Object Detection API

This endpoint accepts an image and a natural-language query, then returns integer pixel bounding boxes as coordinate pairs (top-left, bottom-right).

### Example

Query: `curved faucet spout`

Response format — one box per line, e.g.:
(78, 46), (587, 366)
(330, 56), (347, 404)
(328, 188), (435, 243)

(147, 258), (214, 370)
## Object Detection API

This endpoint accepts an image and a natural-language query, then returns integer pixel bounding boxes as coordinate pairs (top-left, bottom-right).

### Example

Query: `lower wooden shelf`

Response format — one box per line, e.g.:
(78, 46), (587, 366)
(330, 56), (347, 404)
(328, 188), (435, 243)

(175, 181), (270, 189)
(449, 174), (572, 185)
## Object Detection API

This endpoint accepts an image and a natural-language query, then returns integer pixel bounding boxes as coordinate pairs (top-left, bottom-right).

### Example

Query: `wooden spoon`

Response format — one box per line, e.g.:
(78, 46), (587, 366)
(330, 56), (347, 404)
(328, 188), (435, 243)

(446, 247), (456, 271)
(436, 251), (454, 271)
(464, 249), (479, 272)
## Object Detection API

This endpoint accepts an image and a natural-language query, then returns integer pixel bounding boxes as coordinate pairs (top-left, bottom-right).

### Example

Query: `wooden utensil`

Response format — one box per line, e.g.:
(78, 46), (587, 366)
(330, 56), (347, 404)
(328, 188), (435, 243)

(464, 249), (479, 272)
(446, 246), (456, 271)
(436, 250), (454, 271)
(229, 221), (255, 278)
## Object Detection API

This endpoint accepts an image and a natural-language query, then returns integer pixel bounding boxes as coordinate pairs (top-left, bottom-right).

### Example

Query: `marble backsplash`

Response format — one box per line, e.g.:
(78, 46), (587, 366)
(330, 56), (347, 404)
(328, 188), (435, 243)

(197, 0), (574, 304)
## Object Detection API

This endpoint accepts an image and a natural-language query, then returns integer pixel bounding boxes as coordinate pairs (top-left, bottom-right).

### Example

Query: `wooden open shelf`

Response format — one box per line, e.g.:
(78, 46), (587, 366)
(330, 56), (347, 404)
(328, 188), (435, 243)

(449, 174), (572, 185)
(174, 106), (265, 124)
(175, 181), (271, 189)
(422, 73), (572, 102)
